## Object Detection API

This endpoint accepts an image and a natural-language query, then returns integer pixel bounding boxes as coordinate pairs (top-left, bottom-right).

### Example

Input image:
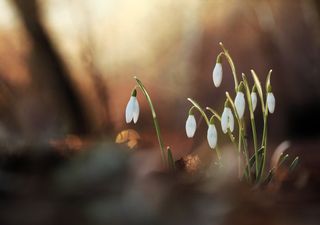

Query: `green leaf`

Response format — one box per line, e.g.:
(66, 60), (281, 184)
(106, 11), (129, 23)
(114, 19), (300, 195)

(167, 147), (175, 171)
(250, 70), (265, 112)
(289, 156), (299, 172)
(278, 154), (289, 167)
(265, 70), (272, 92)
(242, 147), (264, 179)
(263, 168), (275, 185)
(248, 147), (264, 168)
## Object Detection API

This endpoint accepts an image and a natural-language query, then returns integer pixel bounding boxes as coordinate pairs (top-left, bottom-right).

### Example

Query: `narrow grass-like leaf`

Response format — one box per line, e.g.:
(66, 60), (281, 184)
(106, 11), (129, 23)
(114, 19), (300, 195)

(263, 168), (275, 185)
(278, 154), (289, 168)
(265, 70), (272, 92)
(289, 156), (299, 172)
(250, 70), (265, 112)
(167, 147), (175, 171)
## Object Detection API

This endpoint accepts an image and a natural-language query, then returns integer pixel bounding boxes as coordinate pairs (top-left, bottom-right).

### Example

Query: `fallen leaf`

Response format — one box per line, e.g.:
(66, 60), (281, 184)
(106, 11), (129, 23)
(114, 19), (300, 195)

(115, 129), (140, 149)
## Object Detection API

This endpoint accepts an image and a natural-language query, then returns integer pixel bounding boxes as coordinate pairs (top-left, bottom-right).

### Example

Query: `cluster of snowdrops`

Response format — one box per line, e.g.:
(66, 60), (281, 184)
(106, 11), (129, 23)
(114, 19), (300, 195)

(123, 43), (298, 184)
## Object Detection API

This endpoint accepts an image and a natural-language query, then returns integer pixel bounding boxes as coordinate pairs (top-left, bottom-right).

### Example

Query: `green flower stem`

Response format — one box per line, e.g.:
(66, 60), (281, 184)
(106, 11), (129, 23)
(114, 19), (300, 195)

(134, 76), (166, 164)
(259, 70), (273, 180)
(215, 146), (222, 161)
(240, 119), (251, 182)
(259, 102), (269, 181)
(187, 98), (210, 125)
(187, 98), (221, 161)
(225, 92), (249, 180)
(206, 106), (236, 144)
(219, 42), (239, 92)
(206, 106), (238, 150)
(205, 107), (221, 121)
(242, 74), (259, 180)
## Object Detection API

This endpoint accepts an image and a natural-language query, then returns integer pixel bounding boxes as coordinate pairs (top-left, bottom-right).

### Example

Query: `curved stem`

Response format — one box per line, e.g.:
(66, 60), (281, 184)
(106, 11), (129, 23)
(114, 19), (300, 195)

(187, 98), (222, 161)
(134, 76), (166, 164)
(205, 107), (221, 121)
(206, 106), (238, 149)
(187, 98), (210, 125)
(219, 42), (239, 92)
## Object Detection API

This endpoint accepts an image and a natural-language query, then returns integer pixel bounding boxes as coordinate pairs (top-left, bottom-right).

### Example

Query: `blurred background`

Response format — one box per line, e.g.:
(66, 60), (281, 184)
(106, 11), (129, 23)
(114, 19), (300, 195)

(0, 0), (320, 224)
(0, 0), (320, 157)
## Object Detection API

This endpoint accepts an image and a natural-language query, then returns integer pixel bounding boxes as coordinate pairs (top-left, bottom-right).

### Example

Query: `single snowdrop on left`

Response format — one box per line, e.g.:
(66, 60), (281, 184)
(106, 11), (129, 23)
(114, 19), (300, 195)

(125, 89), (140, 124)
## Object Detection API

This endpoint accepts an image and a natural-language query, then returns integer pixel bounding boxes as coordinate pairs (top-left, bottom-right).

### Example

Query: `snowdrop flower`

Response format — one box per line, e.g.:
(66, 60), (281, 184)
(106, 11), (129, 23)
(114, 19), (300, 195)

(207, 117), (218, 149)
(212, 54), (223, 87)
(267, 92), (275, 114)
(212, 63), (223, 87)
(251, 91), (257, 112)
(221, 105), (234, 134)
(185, 113), (197, 138)
(125, 89), (139, 123)
(234, 91), (245, 119)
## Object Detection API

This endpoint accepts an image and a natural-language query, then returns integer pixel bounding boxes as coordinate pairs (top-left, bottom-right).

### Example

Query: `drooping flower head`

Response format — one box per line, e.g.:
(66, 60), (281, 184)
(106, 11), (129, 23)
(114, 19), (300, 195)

(234, 82), (245, 119)
(212, 53), (223, 87)
(221, 100), (234, 134)
(125, 89), (140, 123)
(251, 85), (258, 112)
(207, 116), (218, 149)
(267, 89), (275, 114)
(266, 73), (275, 114)
(185, 108), (197, 138)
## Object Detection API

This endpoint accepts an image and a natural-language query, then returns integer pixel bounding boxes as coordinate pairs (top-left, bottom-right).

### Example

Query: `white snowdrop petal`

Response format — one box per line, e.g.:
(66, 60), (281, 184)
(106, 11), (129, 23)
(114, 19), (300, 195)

(185, 115), (197, 138)
(267, 92), (276, 113)
(251, 92), (257, 112)
(207, 124), (217, 149)
(235, 92), (245, 119)
(125, 96), (135, 123)
(212, 63), (223, 87)
(227, 108), (235, 132)
(221, 107), (228, 134)
(133, 98), (140, 123)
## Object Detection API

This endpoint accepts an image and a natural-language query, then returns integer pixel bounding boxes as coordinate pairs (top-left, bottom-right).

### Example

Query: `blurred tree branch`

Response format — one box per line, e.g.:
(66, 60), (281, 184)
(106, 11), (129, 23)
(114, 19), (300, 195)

(12, 0), (90, 135)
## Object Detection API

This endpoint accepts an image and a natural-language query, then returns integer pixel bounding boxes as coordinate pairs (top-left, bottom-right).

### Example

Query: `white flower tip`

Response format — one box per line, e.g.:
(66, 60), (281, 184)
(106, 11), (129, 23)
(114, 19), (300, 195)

(207, 124), (217, 149)
(235, 92), (245, 119)
(125, 96), (139, 123)
(213, 63), (223, 87)
(251, 92), (257, 112)
(267, 93), (275, 114)
(221, 107), (233, 133)
(185, 115), (196, 138)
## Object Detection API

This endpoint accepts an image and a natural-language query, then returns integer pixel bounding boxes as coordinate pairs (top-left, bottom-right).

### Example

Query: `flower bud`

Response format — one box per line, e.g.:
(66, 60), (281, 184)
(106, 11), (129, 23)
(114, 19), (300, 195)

(207, 124), (218, 149)
(251, 91), (257, 112)
(234, 91), (245, 119)
(212, 62), (223, 87)
(125, 89), (140, 123)
(267, 92), (275, 114)
(185, 114), (197, 138)
(221, 107), (234, 133)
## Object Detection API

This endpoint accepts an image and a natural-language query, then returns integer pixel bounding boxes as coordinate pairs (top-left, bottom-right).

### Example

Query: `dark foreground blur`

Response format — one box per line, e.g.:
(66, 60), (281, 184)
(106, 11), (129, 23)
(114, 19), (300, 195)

(0, 141), (319, 225)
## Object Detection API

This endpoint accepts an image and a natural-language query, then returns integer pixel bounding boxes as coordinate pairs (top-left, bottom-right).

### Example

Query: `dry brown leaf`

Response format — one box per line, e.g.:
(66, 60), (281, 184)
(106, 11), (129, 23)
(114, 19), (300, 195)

(115, 129), (140, 149)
